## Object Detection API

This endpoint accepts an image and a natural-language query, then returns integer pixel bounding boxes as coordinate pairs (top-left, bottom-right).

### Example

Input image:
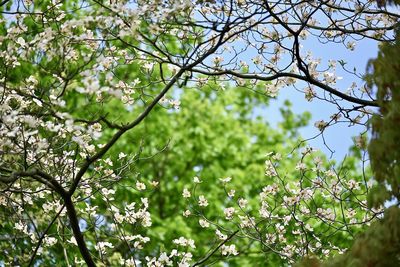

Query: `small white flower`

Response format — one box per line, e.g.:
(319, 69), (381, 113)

(346, 41), (356, 51)
(215, 229), (227, 240)
(347, 179), (360, 190)
(150, 180), (159, 187)
(199, 219), (210, 228)
(43, 236), (58, 247)
(238, 198), (248, 208)
(32, 98), (43, 107)
(182, 188), (191, 198)
(314, 120), (327, 131)
(16, 37), (26, 47)
(227, 189), (235, 198)
(304, 86), (316, 101)
(101, 188), (115, 200)
(14, 221), (27, 233)
(193, 176), (201, 183)
(265, 83), (279, 97)
(136, 182), (146, 191)
(95, 241), (114, 254)
(143, 62), (154, 71)
(198, 195), (208, 207)
(169, 99), (181, 110)
(219, 176), (232, 183)
(221, 244), (239, 256)
(224, 207), (235, 220)
(213, 56), (223, 65)
(173, 237), (196, 248)
(295, 162), (307, 171)
(67, 236), (78, 246)
(104, 158), (113, 166)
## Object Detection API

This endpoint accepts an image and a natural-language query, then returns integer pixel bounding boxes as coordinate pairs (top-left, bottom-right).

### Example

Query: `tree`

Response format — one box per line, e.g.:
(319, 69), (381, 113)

(0, 0), (398, 266)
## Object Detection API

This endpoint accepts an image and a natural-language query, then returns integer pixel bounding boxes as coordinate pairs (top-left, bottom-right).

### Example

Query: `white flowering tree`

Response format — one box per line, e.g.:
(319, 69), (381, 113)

(0, 0), (398, 266)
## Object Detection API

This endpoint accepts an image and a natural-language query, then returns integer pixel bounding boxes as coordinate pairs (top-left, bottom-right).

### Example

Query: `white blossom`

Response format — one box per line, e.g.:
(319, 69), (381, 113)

(221, 244), (239, 256)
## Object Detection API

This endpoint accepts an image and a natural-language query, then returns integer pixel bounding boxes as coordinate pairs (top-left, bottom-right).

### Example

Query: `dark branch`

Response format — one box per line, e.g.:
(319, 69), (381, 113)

(192, 230), (239, 267)
(190, 68), (378, 107)
(64, 196), (96, 267)
(28, 205), (66, 267)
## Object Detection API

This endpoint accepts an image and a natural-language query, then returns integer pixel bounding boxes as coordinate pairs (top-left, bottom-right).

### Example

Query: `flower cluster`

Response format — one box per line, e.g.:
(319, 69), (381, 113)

(180, 147), (380, 263)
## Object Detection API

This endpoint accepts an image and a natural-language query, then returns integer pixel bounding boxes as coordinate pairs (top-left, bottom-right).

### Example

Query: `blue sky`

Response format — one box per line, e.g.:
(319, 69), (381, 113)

(189, 6), (385, 161)
(259, 37), (380, 160)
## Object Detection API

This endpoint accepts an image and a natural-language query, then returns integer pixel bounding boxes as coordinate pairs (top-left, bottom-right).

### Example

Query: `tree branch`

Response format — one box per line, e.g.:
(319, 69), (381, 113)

(0, 0), (11, 7)
(68, 67), (187, 196)
(28, 205), (66, 267)
(69, 14), (232, 196)
(1, 169), (67, 195)
(192, 230), (239, 267)
(64, 195), (96, 267)
(190, 68), (378, 107)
